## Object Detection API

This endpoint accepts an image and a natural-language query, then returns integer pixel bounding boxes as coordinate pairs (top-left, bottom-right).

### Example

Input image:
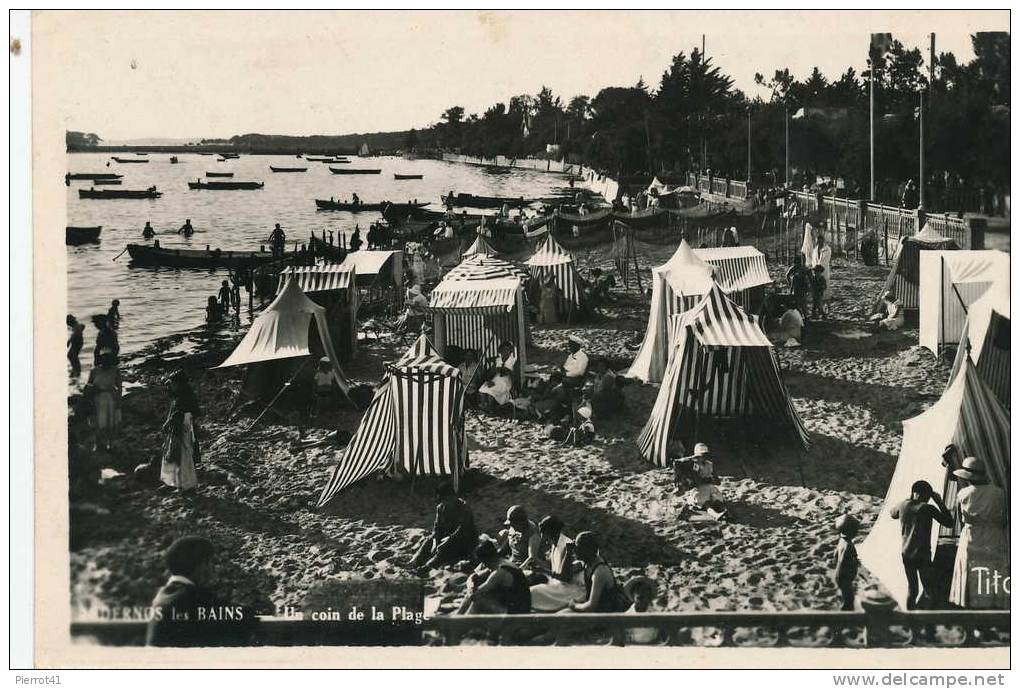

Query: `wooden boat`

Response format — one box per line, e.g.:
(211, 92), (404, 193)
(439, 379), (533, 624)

(93, 179), (122, 186)
(111, 157), (149, 164)
(394, 174), (423, 180)
(66, 226), (102, 245)
(198, 152), (213, 156)
(205, 172), (234, 178)
(329, 167), (381, 175)
(79, 188), (162, 199)
(188, 180), (264, 190)
(315, 199), (429, 212)
(219, 153), (240, 159)
(441, 192), (530, 209)
(269, 166), (307, 173)
(66, 172), (122, 181)
(305, 156), (335, 162)
(126, 243), (281, 269)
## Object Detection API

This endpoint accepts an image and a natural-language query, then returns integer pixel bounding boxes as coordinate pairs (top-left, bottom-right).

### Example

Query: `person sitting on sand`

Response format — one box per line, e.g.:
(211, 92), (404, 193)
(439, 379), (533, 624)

(477, 341), (518, 414)
(395, 284), (428, 334)
(529, 516), (584, 611)
(567, 532), (630, 613)
(891, 479), (954, 609)
(458, 349), (481, 408)
(776, 304), (804, 347)
(590, 358), (622, 420)
(832, 514), (860, 611)
(495, 505), (542, 567)
(869, 290), (904, 332)
(562, 335), (589, 389)
(146, 536), (256, 647)
(159, 370), (202, 493)
(456, 538), (531, 615)
(676, 443), (726, 520)
(409, 482), (479, 571)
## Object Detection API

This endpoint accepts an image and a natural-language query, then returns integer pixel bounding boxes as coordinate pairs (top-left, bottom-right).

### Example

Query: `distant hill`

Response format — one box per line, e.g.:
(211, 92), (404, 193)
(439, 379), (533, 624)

(69, 129), (429, 154)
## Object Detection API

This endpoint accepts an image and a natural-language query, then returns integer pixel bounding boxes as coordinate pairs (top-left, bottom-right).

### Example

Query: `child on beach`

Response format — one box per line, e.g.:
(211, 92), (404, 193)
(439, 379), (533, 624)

(832, 514), (860, 611)
(810, 264), (827, 319)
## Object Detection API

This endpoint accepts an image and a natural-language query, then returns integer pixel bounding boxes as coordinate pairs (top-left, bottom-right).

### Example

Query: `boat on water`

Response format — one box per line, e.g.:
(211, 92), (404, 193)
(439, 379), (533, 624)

(111, 157), (149, 164)
(315, 199), (429, 212)
(219, 153), (240, 159)
(126, 243), (282, 269)
(93, 179), (123, 186)
(170, 156), (179, 164)
(329, 167), (381, 175)
(79, 187), (162, 199)
(188, 180), (264, 190)
(205, 172), (234, 178)
(66, 226), (102, 245)
(394, 174), (423, 180)
(66, 172), (123, 181)
(305, 156), (335, 162)
(269, 166), (308, 173)
(442, 192), (530, 209)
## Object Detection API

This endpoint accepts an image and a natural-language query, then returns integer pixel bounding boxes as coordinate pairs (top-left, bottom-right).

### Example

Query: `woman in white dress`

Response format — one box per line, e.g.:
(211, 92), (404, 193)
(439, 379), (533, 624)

(529, 516), (585, 612)
(159, 371), (200, 492)
(478, 341), (517, 412)
(949, 457), (1009, 609)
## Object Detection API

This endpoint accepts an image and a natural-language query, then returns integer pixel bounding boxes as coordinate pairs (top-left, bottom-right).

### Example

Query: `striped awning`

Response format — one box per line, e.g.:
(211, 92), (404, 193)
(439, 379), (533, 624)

(678, 284), (773, 348)
(525, 234), (583, 306)
(693, 246), (771, 293)
(396, 333), (462, 377)
(525, 234), (572, 267)
(429, 277), (521, 313)
(444, 253), (529, 282)
(278, 265), (354, 294)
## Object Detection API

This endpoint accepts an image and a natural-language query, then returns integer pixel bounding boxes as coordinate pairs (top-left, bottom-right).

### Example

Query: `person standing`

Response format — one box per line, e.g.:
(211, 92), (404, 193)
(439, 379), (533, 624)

(810, 233), (832, 284)
(268, 223), (287, 257)
(786, 255), (812, 318)
(178, 219), (194, 237)
(85, 348), (122, 450)
(810, 265), (828, 319)
(67, 314), (85, 376)
(92, 314), (119, 365)
(832, 514), (860, 611)
(159, 371), (201, 492)
(217, 280), (231, 311)
(142, 221), (155, 239)
(538, 275), (560, 325)
(890, 480), (954, 609)
(949, 457), (1009, 609)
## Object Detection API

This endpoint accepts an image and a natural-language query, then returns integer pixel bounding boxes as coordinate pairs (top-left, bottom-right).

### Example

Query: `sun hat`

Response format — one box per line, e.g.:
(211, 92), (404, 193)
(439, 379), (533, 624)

(953, 456), (988, 482)
(567, 334), (586, 346)
(693, 442), (710, 456)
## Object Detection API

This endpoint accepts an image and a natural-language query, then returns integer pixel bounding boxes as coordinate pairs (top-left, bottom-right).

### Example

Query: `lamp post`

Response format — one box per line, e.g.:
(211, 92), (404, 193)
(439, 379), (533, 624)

(784, 103), (790, 187)
(918, 89), (925, 211)
(746, 106), (752, 184)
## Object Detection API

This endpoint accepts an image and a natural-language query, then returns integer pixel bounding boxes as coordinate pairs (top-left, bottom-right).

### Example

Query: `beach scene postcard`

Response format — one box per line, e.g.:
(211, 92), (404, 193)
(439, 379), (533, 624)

(18, 8), (1012, 673)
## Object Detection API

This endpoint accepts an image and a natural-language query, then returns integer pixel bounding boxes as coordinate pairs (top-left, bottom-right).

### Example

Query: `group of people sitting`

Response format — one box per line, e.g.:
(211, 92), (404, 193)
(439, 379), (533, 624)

(408, 484), (657, 618)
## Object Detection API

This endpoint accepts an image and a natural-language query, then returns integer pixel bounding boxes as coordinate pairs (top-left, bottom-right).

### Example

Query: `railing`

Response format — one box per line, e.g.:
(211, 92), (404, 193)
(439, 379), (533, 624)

(687, 173), (752, 201)
(70, 608), (1009, 648)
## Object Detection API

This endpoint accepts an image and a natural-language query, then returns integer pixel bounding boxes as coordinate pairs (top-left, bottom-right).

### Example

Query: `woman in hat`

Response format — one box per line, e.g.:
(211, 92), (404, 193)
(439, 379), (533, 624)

(159, 370), (201, 492)
(568, 531), (629, 613)
(85, 347), (122, 450)
(529, 516), (584, 612)
(950, 457), (1008, 608)
(495, 505), (542, 567)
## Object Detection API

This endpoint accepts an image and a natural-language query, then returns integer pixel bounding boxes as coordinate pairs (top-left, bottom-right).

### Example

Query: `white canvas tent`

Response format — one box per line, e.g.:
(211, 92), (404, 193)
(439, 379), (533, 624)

(218, 278), (351, 397)
(918, 250), (1009, 354)
(339, 250), (404, 291)
(859, 358), (1010, 608)
(947, 282), (1010, 408)
(461, 234), (497, 259)
(693, 245), (772, 312)
(635, 284), (809, 466)
(277, 264), (359, 361)
(316, 334), (466, 506)
(626, 240), (717, 383)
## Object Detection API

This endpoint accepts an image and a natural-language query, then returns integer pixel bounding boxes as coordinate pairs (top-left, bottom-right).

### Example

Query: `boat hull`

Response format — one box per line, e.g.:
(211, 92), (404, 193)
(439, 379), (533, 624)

(126, 244), (280, 269)
(269, 167), (307, 172)
(188, 181), (264, 190)
(79, 189), (162, 199)
(66, 226), (102, 245)
(315, 200), (428, 212)
(329, 167), (381, 175)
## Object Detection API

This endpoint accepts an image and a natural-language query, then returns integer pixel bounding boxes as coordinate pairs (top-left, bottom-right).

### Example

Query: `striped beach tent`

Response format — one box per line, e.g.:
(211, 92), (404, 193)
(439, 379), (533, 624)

(636, 284), (809, 466)
(317, 334), (466, 507)
(947, 282), (1010, 408)
(882, 224), (959, 310)
(462, 234), (497, 259)
(626, 239), (716, 383)
(692, 245), (772, 312)
(918, 249), (1009, 355)
(859, 357), (1010, 609)
(525, 234), (584, 312)
(429, 254), (529, 383)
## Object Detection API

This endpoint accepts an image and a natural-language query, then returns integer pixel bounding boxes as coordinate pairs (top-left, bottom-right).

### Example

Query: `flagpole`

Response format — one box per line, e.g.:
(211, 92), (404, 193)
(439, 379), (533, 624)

(918, 89), (925, 210)
(784, 104), (789, 186)
(869, 59), (875, 202)
(746, 107), (751, 183)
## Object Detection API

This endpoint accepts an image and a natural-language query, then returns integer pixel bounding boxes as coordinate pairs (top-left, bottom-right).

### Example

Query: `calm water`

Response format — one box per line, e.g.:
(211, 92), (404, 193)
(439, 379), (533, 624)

(66, 152), (567, 370)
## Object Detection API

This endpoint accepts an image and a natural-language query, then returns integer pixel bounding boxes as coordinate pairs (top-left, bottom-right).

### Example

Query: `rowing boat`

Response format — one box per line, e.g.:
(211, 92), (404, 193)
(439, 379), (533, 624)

(441, 192), (529, 209)
(329, 167), (381, 175)
(126, 243), (281, 269)
(315, 199), (429, 212)
(269, 166), (308, 173)
(205, 172), (234, 178)
(394, 174), (423, 180)
(188, 180), (264, 190)
(111, 157), (149, 164)
(93, 179), (123, 186)
(66, 173), (123, 181)
(79, 188), (162, 199)
(66, 226), (102, 245)
(219, 153), (240, 159)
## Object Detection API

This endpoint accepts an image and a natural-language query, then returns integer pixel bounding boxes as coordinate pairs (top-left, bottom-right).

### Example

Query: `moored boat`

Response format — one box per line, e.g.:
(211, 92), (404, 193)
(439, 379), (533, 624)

(394, 174), (423, 180)
(93, 179), (123, 186)
(315, 199), (429, 212)
(205, 172), (234, 178)
(329, 167), (381, 175)
(79, 187), (162, 199)
(170, 156), (179, 164)
(126, 243), (281, 269)
(66, 172), (123, 181)
(66, 226), (102, 245)
(441, 192), (530, 209)
(269, 166), (308, 172)
(111, 157), (149, 164)
(219, 153), (240, 159)
(188, 180), (264, 190)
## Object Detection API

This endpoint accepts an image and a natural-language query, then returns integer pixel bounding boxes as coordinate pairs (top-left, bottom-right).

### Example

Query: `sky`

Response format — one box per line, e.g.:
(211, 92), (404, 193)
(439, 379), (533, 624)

(38, 10), (1009, 142)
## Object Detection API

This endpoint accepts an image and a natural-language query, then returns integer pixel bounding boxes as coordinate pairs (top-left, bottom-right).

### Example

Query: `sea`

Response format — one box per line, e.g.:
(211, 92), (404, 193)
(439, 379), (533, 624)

(66, 152), (569, 377)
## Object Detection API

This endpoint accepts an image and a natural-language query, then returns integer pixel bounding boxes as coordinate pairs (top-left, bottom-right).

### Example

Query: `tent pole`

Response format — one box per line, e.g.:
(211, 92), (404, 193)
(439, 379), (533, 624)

(244, 357), (312, 433)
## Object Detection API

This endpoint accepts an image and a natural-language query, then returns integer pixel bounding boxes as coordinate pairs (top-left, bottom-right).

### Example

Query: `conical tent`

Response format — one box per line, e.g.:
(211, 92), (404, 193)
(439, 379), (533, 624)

(462, 234), (497, 259)
(918, 249), (1009, 354)
(636, 284), (809, 466)
(859, 358), (1010, 608)
(277, 264), (359, 362)
(947, 282), (1010, 409)
(218, 278), (349, 392)
(429, 254), (529, 383)
(317, 334), (466, 507)
(626, 239), (717, 383)
(525, 234), (584, 311)
(882, 225), (959, 309)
